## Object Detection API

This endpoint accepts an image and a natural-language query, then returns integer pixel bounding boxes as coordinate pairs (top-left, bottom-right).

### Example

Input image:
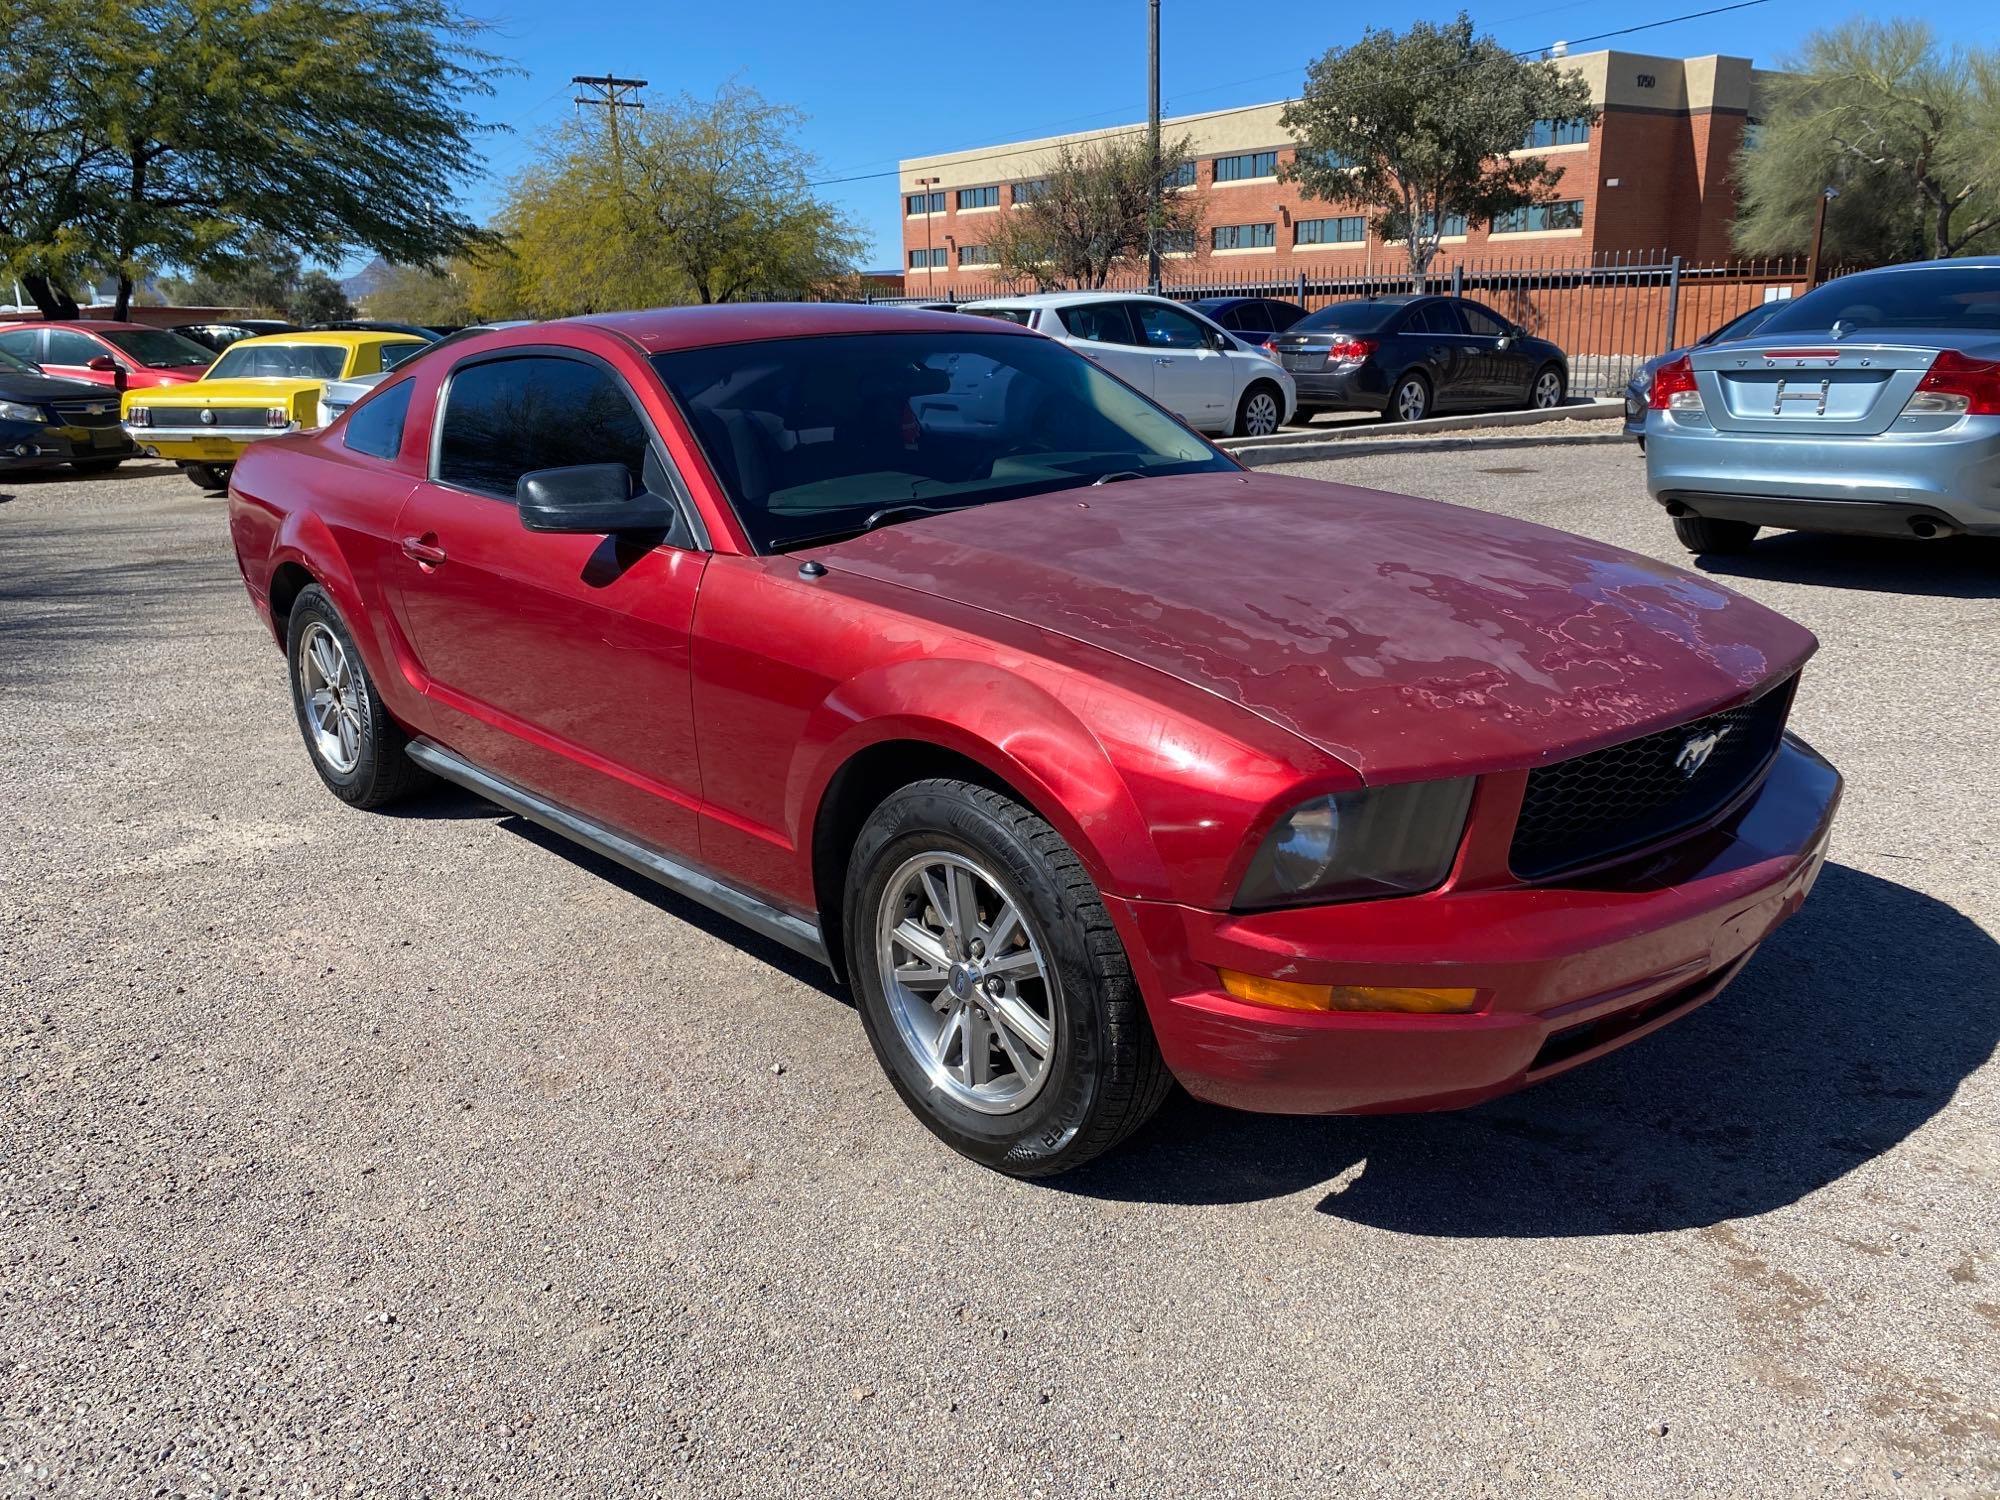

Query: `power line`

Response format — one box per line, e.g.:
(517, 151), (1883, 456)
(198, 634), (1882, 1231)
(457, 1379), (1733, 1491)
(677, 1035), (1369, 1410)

(807, 0), (1774, 190)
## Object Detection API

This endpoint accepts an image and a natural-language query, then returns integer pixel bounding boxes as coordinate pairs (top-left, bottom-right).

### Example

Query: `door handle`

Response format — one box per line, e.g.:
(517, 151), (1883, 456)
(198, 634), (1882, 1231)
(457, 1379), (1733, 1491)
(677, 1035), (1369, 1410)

(1154, 356), (1176, 365)
(400, 534), (447, 567)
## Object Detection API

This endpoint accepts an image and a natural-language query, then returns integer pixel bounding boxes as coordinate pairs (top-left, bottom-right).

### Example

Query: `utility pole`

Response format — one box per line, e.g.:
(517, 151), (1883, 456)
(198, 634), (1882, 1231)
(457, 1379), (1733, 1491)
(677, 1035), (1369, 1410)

(1805, 185), (1839, 290)
(1146, 0), (1162, 293)
(572, 73), (647, 177)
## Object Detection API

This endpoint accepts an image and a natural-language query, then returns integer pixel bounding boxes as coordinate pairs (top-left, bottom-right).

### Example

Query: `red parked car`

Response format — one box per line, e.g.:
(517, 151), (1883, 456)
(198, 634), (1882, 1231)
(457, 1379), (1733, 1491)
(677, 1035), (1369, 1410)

(0, 320), (213, 390)
(227, 306), (1841, 1176)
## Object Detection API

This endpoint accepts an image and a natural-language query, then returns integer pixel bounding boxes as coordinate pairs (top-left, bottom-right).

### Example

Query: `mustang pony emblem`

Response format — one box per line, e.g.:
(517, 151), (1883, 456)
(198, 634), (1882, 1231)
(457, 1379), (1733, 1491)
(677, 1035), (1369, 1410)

(199, 409), (218, 425)
(1674, 728), (1727, 778)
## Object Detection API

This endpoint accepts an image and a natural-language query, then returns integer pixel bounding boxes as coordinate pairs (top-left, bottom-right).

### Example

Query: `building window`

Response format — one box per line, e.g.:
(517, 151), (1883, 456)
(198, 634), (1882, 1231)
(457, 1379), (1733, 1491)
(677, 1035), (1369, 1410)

(1295, 215), (1366, 245)
(1299, 148), (1358, 171)
(1165, 161), (1197, 189)
(958, 243), (993, 266)
(905, 191), (944, 216)
(1012, 179), (1048, 204)
(1212, 150), (1279, 182)
(1158, 228), (1195, 254)
(957, 185), (999, 210)
(1521, 117), (1590, 149)
(907, 247), (947, 269)
(1492, 199), (1585, 233)
(1742, 116), (1765, 152)
(1420, 212), (1468, 239)
(1212, 223), (1276, 250)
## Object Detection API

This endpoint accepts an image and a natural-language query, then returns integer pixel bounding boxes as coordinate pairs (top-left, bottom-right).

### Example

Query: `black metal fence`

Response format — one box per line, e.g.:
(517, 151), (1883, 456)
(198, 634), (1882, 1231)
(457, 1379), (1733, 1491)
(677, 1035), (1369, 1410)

(833, 251), (1826, 399)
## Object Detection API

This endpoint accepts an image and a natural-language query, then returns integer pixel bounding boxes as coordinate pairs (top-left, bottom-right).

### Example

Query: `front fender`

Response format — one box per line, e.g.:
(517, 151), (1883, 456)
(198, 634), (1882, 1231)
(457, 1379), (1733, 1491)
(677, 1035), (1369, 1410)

(791, 657), (1170, 901)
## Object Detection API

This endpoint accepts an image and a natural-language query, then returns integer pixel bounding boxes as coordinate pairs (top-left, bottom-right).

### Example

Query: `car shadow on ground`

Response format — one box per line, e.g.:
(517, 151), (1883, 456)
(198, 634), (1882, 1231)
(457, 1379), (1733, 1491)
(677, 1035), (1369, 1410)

(1054, 863), (1999, 1233)
(1696, 532), (2000, 599)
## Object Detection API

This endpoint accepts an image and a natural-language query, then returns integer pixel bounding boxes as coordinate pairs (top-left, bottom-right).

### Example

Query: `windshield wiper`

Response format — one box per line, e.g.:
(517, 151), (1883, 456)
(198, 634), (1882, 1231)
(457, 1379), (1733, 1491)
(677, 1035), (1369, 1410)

(775, 502), (971, 552)
(1090, 470), (1146, 486)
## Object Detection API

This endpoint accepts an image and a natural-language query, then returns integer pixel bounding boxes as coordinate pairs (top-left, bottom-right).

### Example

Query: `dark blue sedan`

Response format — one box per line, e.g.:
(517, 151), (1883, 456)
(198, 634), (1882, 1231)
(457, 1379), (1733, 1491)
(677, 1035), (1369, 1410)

(1270, 295), (1569, 422)
(1186, 296), (1309, 348)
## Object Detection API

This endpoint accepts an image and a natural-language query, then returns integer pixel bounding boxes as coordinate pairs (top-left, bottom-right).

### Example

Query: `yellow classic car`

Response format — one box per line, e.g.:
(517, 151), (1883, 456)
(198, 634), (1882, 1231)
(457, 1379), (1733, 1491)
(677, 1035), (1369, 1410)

(122, 331), (428, 489)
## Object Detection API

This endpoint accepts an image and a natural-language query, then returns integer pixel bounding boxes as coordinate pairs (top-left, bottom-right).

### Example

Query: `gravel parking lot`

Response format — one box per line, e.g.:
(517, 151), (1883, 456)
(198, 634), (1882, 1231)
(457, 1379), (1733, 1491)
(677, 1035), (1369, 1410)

(3, 449), (1996, 1498)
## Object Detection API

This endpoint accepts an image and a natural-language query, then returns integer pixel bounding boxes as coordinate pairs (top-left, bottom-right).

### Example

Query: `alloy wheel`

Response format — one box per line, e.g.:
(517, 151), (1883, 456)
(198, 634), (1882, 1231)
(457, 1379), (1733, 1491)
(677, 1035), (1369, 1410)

(874, 851), (1057, 1115)
(298, 621), (362, 774)
(1533, 371), (1563, 408)
(1242, 390), (1280, 436)
(1396, 379), (1428, 421)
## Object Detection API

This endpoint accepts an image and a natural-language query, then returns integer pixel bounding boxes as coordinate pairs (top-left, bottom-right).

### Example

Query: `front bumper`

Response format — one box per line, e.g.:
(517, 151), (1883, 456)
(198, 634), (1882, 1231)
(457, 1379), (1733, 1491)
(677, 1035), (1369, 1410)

(1108, 734), (1841, 1115)
(1, 419), (135, 470)
(1645, 412), (2000, 536)
(125, 421), (300, 462)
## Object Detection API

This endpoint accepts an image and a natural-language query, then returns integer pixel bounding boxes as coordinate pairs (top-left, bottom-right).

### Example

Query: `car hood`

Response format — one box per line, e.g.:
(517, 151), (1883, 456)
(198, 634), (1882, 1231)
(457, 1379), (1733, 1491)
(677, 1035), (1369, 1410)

(0, 370), (118, 404)
(816, 472), (1816, 780)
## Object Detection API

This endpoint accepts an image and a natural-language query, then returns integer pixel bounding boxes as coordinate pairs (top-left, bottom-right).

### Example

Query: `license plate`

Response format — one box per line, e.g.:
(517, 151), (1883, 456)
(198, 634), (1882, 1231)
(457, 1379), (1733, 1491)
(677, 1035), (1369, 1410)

(1282, 355), (1320, 372)
(91, 427), (125, 448)
(183, 439), (236, 457)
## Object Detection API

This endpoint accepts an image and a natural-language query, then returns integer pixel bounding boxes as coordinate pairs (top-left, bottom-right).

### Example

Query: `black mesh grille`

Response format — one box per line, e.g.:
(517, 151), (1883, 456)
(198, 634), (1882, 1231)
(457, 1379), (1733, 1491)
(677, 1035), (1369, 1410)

(48, 398), (120, 428)
(148, 406), (269, 429)
(1510, 677), (1795, 880)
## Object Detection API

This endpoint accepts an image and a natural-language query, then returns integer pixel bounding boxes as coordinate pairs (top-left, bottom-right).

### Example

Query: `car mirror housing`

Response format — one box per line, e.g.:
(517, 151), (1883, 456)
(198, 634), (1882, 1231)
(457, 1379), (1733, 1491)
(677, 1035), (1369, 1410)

(516, 463), (681, 537)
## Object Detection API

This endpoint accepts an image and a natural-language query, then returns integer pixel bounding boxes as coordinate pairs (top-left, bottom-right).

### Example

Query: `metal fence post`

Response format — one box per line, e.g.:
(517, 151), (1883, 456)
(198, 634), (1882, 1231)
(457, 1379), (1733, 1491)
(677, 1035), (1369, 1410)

(1451, 264), (1463, 299)
(1664, 255), (1682, 350)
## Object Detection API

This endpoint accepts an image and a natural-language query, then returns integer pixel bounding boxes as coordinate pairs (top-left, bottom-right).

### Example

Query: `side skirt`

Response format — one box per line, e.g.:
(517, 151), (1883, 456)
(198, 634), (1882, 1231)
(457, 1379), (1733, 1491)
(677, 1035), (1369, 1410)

(406, 738), (830, 966)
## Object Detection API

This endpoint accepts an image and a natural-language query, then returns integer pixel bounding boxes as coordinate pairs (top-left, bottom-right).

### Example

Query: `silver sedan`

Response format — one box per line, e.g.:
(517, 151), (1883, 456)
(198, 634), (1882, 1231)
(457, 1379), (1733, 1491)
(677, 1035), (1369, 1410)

(1644, 258), (2000, 554)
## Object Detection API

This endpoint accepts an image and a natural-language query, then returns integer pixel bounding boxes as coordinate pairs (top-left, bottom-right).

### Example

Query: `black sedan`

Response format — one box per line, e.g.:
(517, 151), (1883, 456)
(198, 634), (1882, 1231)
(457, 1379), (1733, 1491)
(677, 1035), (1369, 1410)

(1271, 295), (1569, 422)
(1621, 300), (1784, 444)
(168, 319), (298, 353)
(0, 345), (136, 475)
(1187, 296), (1309, 348)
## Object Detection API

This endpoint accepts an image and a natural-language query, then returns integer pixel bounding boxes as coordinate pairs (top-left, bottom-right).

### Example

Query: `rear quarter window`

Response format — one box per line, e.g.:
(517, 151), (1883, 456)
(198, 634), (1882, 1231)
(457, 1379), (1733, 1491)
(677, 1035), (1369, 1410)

(342, 382), (413, 461)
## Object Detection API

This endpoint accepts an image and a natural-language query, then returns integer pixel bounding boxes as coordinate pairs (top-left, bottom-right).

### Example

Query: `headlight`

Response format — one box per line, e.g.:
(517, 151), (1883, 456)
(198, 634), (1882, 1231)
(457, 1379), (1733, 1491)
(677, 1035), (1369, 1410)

(1236, 779), (1475, 908)
(0, 400), (47, 424)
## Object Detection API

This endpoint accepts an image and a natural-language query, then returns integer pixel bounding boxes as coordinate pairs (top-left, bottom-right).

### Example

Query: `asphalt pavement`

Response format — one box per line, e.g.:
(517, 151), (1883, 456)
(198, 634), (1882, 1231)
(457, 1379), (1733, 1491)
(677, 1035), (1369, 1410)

(2, 450), (1996, 1497)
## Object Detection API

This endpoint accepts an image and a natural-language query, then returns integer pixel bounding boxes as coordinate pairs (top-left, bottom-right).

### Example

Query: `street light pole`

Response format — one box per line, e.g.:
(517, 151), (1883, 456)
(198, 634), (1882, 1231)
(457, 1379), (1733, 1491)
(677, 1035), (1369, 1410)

(1805, 185), (1839, 289)
(1146, 0), (1162, 293)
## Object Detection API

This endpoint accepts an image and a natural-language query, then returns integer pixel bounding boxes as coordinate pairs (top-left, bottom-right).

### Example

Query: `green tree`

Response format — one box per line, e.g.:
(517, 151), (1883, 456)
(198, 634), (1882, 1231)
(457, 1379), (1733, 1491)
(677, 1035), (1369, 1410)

(0, 0), (504, 320)
(1734, 20), (2000, 262)
(987, 133), (1204, 289)
(1281, 13), (1597, 277)
(487, 82), (864, 317)
(287, 271), (354, 324)
(364, 262), (477, 326)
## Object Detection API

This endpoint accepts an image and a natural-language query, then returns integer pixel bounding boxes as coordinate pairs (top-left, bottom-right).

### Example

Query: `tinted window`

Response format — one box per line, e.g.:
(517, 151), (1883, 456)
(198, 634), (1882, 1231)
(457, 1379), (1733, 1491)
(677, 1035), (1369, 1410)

(651, 331), (1231, 552)
(1293, 302), (1402, 334)
(964, 307), (1034, 326)
(1235, 302), (1275, 334)
(342, 381), (413, 461)
(209, 343), (350, 380)
(0, 329), (43, 363)
(0, 346), (38, 376)
(1456, 302), (1508, 337)
(1700, 302), (1781, 343)
(1761, 267), (2000, 335)
(44, 329), (104, 365)
(1402, 303), (1464, 336)
(1132, 303), (1208, 349)
(438, 355), (652, 498)
(99, 327), (214, 367)
(1059, 302), (1139, 346)
(1266, 301), (1308, 333)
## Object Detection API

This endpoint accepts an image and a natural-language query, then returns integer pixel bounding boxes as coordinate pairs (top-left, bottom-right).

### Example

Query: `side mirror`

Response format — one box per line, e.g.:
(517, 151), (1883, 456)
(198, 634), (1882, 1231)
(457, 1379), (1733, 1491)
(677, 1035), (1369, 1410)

(516, 463), (680, 536)
(1209, 330), (1233, 353)
(87, 354), (128, 390)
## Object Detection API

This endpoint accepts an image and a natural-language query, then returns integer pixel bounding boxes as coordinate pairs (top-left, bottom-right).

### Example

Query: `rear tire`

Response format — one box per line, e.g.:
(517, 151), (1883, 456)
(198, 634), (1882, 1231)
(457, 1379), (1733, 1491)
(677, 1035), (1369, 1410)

(1381, 372), (1431, 423)
(844, 779), (1172, 1177)
(1672, 515), (1759, 555)
(1526, 364), (1565, 410)
(285, 585), (430, 808)
(181, 462), (233, 491)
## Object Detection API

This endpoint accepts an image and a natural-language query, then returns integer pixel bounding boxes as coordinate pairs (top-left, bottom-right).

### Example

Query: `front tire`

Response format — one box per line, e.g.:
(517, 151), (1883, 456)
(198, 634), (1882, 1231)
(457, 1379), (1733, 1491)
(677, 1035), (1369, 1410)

(1381, 372), (1431, 423)
(286, 586), (430, 808)
(844, 779), (1172, 1177)
(1672, 515), (1759, 555)
(1232, 383), (1283, 438)
(181, 461), (233, 491)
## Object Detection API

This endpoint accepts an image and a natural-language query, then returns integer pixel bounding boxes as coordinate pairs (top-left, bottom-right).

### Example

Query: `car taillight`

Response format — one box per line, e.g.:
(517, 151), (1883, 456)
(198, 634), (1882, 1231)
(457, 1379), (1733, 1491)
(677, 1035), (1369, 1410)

(127, 407), (151, 427)
(1327, 337), (1376, 364)
(267, 406), (290, 428)
(1648, 354), (1702, 412)
(1902, 350), (2000, 416)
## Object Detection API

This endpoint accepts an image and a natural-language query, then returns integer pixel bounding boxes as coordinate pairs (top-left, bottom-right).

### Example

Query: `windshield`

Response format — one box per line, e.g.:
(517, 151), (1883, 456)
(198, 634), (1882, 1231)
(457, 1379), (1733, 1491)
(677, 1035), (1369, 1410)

(651, 330), (1234, 551)
(207, 342), (350, 380)
(1762, 266), (2000, 336)
(1291, 301), (1402, 334)
(0, 347), (40, 377)
(99, 328), (214, 368)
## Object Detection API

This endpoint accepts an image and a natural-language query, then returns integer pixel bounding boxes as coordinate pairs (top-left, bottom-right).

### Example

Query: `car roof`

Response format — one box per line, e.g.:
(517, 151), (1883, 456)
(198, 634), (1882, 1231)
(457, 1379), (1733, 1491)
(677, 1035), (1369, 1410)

(576, 302), (1039, 353)
(959, 291), (1191, 310)
(225, 330), (425, 351)
(4, 319), (154, 332)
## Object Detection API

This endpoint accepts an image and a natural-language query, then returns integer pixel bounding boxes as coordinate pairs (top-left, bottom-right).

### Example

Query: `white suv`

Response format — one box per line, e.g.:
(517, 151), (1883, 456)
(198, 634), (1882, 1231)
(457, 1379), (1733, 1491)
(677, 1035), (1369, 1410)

(961, 292), (1295, 438)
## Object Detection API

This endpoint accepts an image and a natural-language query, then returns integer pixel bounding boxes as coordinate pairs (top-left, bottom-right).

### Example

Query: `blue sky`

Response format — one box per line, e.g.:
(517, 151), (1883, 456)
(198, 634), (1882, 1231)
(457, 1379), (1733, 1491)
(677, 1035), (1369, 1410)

(448, 0), (1995, 273)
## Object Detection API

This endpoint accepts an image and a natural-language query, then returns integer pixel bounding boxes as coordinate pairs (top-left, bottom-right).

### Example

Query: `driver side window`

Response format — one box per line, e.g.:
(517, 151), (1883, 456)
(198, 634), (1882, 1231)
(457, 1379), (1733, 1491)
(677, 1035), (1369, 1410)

(1131, 303), (1208, 350)
(436, 355), (656, 500)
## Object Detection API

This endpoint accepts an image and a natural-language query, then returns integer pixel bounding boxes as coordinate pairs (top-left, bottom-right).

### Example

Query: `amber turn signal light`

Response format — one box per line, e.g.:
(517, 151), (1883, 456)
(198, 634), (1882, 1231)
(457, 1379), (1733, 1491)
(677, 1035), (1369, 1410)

(1218, 969), (1480, 1014)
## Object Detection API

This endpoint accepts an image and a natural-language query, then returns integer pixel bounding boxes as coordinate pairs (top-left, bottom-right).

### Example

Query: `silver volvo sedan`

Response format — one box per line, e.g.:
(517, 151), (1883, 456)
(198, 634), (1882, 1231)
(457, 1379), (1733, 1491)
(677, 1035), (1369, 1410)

(1645, 258), (2000, 554)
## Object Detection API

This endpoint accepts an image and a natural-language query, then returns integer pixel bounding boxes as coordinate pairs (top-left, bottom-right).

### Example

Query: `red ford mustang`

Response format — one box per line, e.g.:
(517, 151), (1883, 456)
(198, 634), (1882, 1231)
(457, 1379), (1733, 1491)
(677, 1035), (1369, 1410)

(227, 305), (1841, 1176)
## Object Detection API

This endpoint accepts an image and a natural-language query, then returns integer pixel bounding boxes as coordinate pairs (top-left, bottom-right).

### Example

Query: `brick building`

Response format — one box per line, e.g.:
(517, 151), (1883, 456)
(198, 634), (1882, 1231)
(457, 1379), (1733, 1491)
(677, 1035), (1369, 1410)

(897, 50), (1775, 296)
